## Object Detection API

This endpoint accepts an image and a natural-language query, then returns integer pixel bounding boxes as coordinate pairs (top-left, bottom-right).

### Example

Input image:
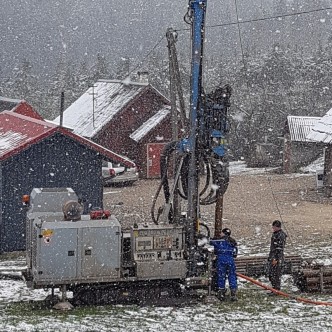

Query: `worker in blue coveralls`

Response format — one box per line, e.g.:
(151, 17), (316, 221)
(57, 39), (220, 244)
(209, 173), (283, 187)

(210, 228), (238, 301)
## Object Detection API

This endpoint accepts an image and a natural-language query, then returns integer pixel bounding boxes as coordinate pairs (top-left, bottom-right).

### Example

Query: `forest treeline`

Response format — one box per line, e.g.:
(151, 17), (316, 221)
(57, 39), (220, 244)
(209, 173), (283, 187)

(1, 39), (332, 165)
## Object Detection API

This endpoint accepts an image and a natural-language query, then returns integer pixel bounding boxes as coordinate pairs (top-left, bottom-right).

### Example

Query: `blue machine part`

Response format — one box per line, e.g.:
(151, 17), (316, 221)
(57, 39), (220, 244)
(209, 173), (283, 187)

(188, 0), (207, 153)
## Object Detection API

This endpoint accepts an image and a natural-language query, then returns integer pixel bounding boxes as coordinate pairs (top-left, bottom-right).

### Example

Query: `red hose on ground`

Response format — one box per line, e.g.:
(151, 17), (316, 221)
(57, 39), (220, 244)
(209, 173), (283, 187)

(237, 272), (332, 306)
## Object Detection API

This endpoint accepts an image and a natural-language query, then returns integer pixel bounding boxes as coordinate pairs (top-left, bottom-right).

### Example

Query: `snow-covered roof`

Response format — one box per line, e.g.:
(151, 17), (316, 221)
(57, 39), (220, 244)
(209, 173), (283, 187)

(130, 105), (171, 142)
(44, 119), (75, 131)
(287, 115), (321, 142)
(0, 111), (56, 160)
(306, 108), (332, 143)
(53, 79), (148, 138)
(0, 96), (22, 112)
(0, 111), (135, 166)
(0, 96), (22, 103)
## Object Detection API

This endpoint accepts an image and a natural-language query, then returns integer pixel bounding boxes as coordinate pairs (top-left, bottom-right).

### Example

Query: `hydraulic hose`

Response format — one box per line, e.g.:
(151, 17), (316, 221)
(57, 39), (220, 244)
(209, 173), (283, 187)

(237, 272), (332, 306)
(160, 141), (179, 202)
(150, 178), (164, 225)
(177, 155), (222, 205)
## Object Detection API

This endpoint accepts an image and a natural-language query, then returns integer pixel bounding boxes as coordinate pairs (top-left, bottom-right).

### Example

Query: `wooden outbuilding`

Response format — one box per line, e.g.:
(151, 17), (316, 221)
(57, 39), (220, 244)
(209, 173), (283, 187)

(53, 79), (173, 178)
(307, 108), (332, 196)
(283, 115), (321, 173)
(0, 111), (134, 252)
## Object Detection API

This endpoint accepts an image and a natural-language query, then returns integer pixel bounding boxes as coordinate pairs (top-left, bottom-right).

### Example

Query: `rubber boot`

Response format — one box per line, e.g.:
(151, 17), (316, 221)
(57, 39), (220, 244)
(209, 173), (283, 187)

(230, 289), (238, 301)
(217, 288), (226, 301)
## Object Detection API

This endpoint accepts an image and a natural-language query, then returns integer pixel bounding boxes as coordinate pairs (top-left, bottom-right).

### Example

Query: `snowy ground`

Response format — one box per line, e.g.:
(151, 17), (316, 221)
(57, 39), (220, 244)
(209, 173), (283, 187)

(229, 157), (324, 175)
(1, 159), (332, 332)
(2, 244), (332, 332)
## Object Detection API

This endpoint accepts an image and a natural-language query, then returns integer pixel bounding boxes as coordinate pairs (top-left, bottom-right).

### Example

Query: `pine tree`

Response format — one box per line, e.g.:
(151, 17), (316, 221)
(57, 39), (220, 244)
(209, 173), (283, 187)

(92, 53), (110, 81)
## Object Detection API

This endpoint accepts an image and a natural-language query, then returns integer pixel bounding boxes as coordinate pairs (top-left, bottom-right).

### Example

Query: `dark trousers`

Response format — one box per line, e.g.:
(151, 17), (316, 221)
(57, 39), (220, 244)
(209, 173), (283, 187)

(268, 264), (282, 290)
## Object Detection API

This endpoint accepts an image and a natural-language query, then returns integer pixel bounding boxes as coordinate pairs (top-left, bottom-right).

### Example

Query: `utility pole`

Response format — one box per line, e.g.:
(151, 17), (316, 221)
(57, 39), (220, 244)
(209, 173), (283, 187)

(167, 29), (179, 143)
(167, 28), (181, 223)
(166, 28), (187, 133)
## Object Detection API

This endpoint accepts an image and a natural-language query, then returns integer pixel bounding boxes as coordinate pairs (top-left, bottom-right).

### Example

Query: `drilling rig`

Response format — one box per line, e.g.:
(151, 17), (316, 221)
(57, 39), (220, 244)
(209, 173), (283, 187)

(23, 0), (231, 308)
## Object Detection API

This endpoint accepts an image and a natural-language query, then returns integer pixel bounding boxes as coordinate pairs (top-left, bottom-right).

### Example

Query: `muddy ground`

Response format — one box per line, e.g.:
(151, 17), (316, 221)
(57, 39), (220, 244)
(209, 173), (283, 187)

(103, 172), (332, 257)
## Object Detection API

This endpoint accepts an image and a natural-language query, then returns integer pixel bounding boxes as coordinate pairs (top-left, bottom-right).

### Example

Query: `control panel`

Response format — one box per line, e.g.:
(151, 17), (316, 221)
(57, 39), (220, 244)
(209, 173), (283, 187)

(131, 225), (185, 261)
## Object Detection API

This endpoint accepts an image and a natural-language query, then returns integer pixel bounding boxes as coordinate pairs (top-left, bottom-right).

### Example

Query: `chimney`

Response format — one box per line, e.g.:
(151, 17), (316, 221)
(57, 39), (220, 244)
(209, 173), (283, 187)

(59, 91), (65, 127)
(137, 71), (149, 84)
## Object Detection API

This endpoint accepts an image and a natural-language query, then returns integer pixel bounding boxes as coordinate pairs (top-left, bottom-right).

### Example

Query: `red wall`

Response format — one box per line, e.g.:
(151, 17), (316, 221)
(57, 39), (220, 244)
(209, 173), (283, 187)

(136, 117), (173, 178)
(94, 86), (172, 177)
(13, 102), (44, 120)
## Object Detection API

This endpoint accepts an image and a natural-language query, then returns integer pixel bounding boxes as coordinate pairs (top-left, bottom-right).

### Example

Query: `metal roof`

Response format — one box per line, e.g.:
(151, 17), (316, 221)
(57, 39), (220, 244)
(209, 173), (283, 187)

(287, 115), (321, 142)
(130, 105), (171, 142)
(0, 96), (44, 120)
(0, 111), (56, 160)
(0, 111), (135, 167)
(53, 79), (148, 138)
(306, 108), (332, 144)
(0, 96), (22, 113)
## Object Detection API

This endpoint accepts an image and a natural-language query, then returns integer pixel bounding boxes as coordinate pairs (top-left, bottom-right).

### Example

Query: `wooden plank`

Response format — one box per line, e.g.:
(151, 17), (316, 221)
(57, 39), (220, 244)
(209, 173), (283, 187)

(234, 255), (302, 276)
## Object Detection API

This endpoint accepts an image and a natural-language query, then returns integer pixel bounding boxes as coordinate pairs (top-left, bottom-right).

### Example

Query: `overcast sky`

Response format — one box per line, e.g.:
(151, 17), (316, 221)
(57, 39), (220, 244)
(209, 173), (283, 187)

(0, 0), (331, 78)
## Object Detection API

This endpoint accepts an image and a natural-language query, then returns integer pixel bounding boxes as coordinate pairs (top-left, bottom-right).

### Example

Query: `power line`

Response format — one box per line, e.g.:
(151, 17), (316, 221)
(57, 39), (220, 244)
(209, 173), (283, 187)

(1, 6), (331, 84)
(128, 6), (332, 74)
(128, 35), (166, 76)
(117, 5), (332, 77)
(229, 1), (306, 249)
(174, 6), (332, 32)
(233, 0), (254, 116)
(210, 6), (332, 28)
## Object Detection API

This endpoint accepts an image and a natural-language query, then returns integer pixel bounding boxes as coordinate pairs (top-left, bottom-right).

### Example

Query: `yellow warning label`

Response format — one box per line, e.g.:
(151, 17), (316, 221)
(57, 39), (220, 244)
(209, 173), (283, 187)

(41, 229), (54, 237)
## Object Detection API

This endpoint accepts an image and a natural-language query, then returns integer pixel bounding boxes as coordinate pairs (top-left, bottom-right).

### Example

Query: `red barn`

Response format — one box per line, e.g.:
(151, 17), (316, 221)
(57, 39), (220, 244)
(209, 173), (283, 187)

(54, 79), (173, 178)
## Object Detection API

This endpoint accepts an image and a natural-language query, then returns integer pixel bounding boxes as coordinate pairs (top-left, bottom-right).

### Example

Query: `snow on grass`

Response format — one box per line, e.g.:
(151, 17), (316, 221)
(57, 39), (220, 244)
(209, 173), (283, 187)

(2, 237), (332, 331)
(229, 157), (324, 177)
(1, 160), (332, 331)
(300, 156), (324, 173)
(2, 295), (332, 332)
(229, 161), (278, 175)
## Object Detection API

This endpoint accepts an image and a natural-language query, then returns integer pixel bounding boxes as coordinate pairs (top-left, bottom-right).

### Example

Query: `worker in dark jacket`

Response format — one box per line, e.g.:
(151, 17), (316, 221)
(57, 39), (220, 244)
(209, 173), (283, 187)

(210, 228), (238, 301)
(267, 220), (287, 293)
